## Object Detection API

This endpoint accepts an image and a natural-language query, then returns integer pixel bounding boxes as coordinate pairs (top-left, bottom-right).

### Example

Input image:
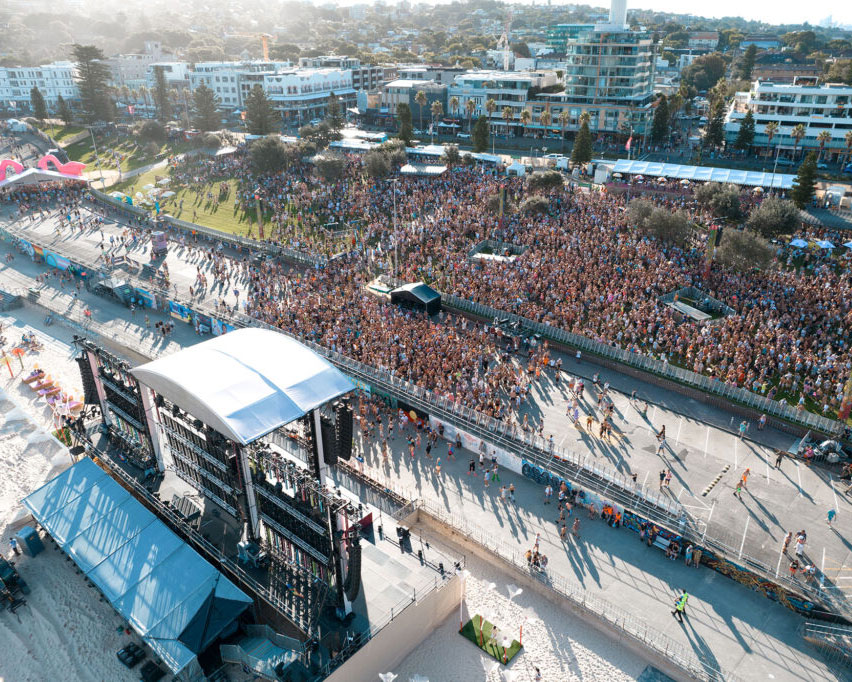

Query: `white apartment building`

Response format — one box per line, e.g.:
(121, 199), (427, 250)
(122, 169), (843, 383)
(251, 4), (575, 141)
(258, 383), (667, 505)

(725, 79), (852, 160)
(190, 61), (292, 108)
(0, 62), (78, 110)
(297, 56), (385, 91)
(145, 62), (191, 91)
(447, 70), (560, 129)
(105, 41), (169, 89)
(263, 68), (356, 125)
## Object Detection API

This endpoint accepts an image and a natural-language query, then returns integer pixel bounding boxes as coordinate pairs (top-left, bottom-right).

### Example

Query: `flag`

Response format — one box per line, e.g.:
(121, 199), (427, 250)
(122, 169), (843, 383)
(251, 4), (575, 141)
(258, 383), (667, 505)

(127, 105), (135, 115)
(240, 111), (246, 121)
(625, 136), (632, 151)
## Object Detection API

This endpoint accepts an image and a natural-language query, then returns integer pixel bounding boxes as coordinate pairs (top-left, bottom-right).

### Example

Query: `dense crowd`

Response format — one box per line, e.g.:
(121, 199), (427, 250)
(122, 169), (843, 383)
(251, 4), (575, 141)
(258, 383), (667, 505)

(164, 150), (852, 418)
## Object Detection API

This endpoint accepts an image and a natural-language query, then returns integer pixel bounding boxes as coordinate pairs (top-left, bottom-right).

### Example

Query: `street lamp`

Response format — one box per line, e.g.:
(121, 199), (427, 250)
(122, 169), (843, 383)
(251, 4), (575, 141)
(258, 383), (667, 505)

(89, 127), (104, 188)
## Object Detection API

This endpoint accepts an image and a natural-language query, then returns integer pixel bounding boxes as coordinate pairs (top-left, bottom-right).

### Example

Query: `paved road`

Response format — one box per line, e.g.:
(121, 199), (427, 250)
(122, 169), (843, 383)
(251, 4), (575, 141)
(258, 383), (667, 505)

(0, 249), (840, 681)
(6, 206), (852, 606)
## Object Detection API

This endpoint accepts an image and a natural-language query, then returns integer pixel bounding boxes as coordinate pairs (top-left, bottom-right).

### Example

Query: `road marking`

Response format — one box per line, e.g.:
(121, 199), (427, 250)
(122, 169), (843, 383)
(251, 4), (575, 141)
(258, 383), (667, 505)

(703, 426), (710, 459)
(775, 549), (784, 578)
(796, 464), (803, 497)
(830, 475), (839, 516)
(738, 515), (750, 561)
(734, 438), (738, 468)
(677, 486), (685, 501)
(701, 500), (715, 544)
(765, 459), (771, 484)
(675, 418), (682, 445)
(642, 471), (649, 489)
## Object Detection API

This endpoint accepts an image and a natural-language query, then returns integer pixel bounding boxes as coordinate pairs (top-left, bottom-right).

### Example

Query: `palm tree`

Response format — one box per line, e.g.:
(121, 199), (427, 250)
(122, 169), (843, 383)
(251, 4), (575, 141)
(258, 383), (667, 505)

(519, 108), (532, 146)
(415, 90), (427, 133)
(485, 97), (497, 134)
(130, 89), (139, 104)
(138, 85), (150, 111)
(501, 106), (513, 138)
(449, 95), (459, 126)
(579, 111), (591, 126)
(465, 99), (476, 133)
(764, 121), (779, 160)
(119, 85), (130, 104)
(791, 123), (806, 161)
(558, 110), (570, 153)
(845, 130), (852, 169)
(539, 110), (552, 136)
(430, 100), (443, 143)
(816, 130), (832, 162)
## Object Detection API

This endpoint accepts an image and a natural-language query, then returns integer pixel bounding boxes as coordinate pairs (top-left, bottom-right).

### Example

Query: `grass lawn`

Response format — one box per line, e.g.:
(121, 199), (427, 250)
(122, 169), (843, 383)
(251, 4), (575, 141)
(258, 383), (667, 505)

(459, 616), (522, 665)
(66, 135), (193, 174)
(37, 123), (86, 144)
(113, 171), (268, 238)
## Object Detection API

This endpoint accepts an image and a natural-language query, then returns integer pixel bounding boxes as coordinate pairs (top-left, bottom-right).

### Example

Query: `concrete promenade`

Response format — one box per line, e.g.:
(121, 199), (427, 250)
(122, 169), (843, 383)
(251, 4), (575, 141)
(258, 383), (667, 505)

(0, 211), (847, 680)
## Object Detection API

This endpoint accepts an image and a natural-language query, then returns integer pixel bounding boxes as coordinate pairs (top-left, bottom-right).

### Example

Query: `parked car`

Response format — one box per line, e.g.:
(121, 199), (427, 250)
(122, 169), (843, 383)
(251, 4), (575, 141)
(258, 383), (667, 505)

(816, 162), (829, 170)
(774, 158), (794, 167)
(457, 132), (471, 139)
(842, 163), (852, 174)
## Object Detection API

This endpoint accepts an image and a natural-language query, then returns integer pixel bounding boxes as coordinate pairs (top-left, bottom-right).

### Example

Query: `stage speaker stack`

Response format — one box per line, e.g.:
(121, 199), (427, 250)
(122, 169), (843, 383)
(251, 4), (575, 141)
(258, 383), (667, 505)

(342, 530), (362, 602)
(76, 355), (99, 405)
(320, 415), (338, 465)
(335, 400), (354, 461)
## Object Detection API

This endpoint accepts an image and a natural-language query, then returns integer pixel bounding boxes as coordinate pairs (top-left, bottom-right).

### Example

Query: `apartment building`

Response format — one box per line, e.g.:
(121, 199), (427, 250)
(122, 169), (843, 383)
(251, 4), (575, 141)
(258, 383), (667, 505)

(190, 61), (292, 108)
(297, 56), (385, 91)
(725, 79), (852, 161)
(0, 62), (78, 110)
(105, 41), (170, 89)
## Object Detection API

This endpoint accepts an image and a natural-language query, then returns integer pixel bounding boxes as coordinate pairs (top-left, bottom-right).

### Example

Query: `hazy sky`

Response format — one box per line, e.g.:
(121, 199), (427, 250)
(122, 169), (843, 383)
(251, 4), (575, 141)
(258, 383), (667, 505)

(629, 0), (850, 26)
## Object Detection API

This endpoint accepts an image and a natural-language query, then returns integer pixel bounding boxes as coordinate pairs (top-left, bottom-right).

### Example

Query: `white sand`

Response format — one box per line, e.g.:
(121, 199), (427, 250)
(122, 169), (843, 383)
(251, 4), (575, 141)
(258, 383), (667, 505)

(0, 313), (139, 682)
(393, 550), (647, 682)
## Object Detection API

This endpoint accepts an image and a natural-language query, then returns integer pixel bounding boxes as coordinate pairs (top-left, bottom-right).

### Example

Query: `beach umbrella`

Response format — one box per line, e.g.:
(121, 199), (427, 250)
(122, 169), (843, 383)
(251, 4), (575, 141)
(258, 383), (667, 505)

(142, 183), (155, 190)
(752, 186), (764, 193)
(680, 179), (690, 185)
(612, 172), (622, 178)
(161, 191), (176, 198)
(10, 346), (26, 370)
(789, 238), (808, 248)
(109, 191), (126, 199)
(816, 240), (835, 249)
(634, 175), (644, 181)
(157, 177), (171, 185)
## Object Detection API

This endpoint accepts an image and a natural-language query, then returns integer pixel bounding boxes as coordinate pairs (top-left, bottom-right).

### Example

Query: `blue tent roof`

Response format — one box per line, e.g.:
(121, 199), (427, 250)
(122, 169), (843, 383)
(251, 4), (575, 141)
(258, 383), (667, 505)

(611, 159), (796, 189)
(23, 458), (253, 674)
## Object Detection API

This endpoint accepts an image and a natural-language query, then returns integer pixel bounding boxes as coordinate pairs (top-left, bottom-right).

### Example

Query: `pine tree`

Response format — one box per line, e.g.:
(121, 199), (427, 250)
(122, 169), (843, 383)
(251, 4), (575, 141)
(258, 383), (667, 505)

(244, 84), (276, 135)
(740, 44), (757, 80)
(571, 115), (593, 165)
(651, 95), (669, 143)
(791, 152), (817, 209)
(705, 100), (726, 148)
(153, 66), (171, 123)
(192, 83), (220, 131)
(326, 92), (344, 131)
(56, 95), (73, 125)
(396, 102), (413, 145)
(734, 110), (755, 150)
(30, 86), (47, 120)
(472, 114), (489, 153)
(72, 44), (113, 123)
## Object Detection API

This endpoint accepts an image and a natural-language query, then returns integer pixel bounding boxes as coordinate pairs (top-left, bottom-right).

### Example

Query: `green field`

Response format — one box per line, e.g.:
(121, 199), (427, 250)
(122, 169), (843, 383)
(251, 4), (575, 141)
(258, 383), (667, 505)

(459, 616), (522, 665)
(113, 169), (269, 238)
(38, 123), (86, 144)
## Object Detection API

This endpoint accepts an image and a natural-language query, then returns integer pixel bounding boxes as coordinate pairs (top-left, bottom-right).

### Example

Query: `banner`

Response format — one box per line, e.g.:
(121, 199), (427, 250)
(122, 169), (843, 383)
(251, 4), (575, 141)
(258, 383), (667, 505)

(43, 249), (71, 271)
(168, 300), (192, 322)
(428, 415), (523, 475)
(134, 287), (155, 309)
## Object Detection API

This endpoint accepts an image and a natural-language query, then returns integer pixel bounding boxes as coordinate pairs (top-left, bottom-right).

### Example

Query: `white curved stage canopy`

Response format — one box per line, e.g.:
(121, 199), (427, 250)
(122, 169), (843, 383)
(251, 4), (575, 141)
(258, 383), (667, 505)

(132, 328), (355, 445)
(611, 159), (796, 189)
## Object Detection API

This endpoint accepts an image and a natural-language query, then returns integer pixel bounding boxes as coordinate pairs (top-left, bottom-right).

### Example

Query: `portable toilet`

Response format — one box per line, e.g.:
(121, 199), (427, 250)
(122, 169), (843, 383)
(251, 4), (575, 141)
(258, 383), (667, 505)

(15, 526), (44, 557)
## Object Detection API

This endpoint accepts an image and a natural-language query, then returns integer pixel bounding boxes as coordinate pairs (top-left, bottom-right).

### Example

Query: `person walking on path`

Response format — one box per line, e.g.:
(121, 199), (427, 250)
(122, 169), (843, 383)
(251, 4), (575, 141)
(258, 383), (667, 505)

(733, 481), (743, 499)
(509, 483), (516, 504)
(468, 456), (476, 476)
(775, 450), (785, 468)
(671, 590), (688, 623)
(664, 470), (673, 488)
(783, 531), (793, 554)
(659, 470), (666, 489)
(684, 544), (694, 567)
(827, 509), (837, 528)
(740, 468), (750, 489)
(692, 546), (702, 568)
(9, 537), (20, 556)
(571, 518), (580, 539)
(544, 484), (553, 504)
(758, 414), (767, 431)
(739, 421), (748, 439)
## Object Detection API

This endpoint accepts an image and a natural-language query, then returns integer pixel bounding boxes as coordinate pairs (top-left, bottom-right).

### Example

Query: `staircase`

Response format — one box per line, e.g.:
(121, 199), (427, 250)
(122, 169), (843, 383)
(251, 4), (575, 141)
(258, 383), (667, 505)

(801, 621), (852, 670)
(221, 630), (301, 680)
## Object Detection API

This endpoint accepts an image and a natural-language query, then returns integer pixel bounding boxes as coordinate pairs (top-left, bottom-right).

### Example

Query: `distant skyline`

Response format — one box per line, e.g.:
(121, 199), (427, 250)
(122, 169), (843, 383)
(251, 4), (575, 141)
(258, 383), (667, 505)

(630, 0), (850, 26)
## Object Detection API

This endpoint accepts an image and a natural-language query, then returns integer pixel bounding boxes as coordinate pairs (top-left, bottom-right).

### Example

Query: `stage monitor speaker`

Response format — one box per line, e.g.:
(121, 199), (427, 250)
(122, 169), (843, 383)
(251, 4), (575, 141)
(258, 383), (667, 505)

(343, 537), (362, 602)
(76, 355), (99, 405)
(320, 416), (338, 465)
(335, 401), (354, 461)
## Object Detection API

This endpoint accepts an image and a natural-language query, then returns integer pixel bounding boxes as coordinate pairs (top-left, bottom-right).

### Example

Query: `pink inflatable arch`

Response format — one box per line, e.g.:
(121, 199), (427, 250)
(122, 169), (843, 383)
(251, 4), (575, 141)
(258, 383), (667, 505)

(37, 154), (86, 177)
(0, 159), (24, 182)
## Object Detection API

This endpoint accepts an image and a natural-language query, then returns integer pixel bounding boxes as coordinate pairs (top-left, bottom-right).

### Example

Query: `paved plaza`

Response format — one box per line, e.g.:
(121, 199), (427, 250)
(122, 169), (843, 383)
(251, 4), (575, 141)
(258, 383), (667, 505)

(0, 209), (849, 680)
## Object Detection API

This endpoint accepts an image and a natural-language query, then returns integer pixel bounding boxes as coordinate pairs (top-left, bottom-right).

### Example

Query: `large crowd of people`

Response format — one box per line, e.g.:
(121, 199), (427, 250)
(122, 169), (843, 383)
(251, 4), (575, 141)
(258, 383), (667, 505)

(6, 148), (852, 422)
